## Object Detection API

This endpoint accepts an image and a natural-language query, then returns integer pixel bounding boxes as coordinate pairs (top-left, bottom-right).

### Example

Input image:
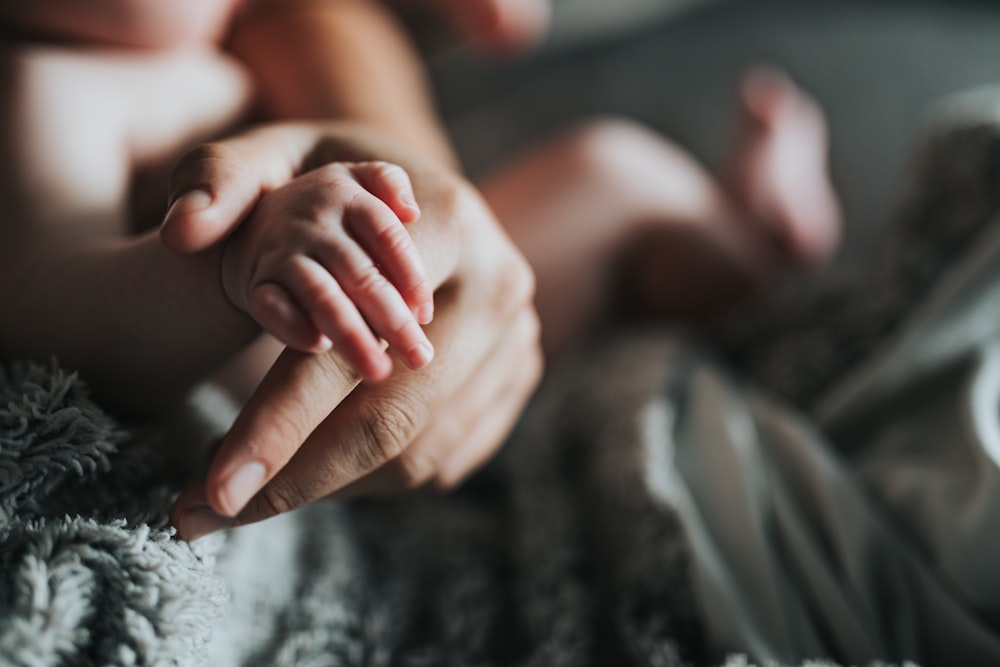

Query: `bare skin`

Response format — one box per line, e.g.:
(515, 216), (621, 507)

(168, 66), (840, 536)
(0, 0), (837, 540)
(217, 159), (435, 382)
(727, 67), (841, 266)
(0, 46), (257, 413)
(481, 67), (841, 359)
(0, 0), (542, 534)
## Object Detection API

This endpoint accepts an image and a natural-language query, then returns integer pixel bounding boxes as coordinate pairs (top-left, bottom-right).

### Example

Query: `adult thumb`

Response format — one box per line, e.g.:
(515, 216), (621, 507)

(161, 141), (268, 253)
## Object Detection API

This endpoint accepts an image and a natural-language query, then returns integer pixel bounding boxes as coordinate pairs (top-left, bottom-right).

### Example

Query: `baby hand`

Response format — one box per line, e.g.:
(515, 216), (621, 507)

(221, 161), (434, 382)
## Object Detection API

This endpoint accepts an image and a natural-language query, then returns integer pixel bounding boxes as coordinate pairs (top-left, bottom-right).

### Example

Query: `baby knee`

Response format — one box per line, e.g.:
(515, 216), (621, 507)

(556, 118), (682, 187)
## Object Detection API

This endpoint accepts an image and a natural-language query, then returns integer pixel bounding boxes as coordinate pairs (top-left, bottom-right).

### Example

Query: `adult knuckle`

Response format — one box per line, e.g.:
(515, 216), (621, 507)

(490, 252), (536, 315)
(254, 479), (303, 518)
(433, 180), (468, 236)
(356, 402), (419, 469)
(392, 450), (438, 491)
(175, 142), (234, 173)
(169, 142), (238, 194)
(434, 418), (463, 454)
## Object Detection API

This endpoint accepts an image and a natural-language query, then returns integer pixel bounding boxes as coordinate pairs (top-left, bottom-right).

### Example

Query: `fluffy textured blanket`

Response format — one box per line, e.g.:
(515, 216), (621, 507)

(6, 89), (1000, 666)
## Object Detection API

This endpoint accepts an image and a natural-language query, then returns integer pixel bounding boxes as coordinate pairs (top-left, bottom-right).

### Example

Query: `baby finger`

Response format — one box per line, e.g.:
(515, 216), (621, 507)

(247, 281), (328, 353)
(351, 161), (422, 224)
(285, 256), (393, 382)
(345, 192), (434, 325)
(313, 238), (434, 373)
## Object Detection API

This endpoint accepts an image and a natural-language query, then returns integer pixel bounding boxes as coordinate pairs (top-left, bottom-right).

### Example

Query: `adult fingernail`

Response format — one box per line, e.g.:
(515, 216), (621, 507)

(407, 342), (434, 369)
(221, 461), (267, 515)
(177, 506), (233, 541)
(417, 302), (434, 325)
(164, 189), (212, 224)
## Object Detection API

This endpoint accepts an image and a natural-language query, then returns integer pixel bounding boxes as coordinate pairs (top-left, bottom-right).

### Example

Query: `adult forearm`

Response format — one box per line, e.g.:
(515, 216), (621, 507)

(228, 0), (457, 170)
(0, 232), (258, 414)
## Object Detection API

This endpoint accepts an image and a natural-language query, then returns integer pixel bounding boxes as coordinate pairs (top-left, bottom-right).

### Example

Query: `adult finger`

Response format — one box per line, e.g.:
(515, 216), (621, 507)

(171, 170), (528, 538)
(170, 484), (233, 540)
(425, 309), (542, 489)
(434, 363), (537, 488)
(161, 126), (307, 253)
(234, 248), (535, 526)
(174, 346), (361, 529)
(334, 306), (541, 498)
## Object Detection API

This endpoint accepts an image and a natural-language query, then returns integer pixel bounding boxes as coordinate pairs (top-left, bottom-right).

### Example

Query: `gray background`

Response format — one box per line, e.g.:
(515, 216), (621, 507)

(429, 0), (1000, 266)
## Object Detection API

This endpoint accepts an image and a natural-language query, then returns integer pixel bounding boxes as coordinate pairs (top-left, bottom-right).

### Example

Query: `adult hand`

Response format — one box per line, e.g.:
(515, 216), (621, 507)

(166, 122), (542, 539)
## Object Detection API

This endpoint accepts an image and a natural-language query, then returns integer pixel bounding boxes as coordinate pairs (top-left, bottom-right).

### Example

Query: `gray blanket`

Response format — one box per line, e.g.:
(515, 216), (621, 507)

(5, 89), (1000, 666)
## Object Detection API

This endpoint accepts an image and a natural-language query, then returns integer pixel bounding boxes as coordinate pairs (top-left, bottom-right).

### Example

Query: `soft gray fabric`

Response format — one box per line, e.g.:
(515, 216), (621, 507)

(0, 363), (228, 666)
(0, 349), (912, 667)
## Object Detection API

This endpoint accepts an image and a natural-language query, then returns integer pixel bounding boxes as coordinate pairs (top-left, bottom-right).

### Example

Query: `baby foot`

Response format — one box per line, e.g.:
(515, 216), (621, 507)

(728, 67), (842, 267)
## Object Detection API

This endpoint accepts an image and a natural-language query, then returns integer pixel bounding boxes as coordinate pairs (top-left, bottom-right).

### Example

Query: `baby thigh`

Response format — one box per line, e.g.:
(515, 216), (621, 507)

(478, 118), (736, 358)
(0, 46), (250, 237)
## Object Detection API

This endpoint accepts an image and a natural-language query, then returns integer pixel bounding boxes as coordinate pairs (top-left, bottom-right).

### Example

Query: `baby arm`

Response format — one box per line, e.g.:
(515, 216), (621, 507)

(0, 45), (256, 415)
(221, 160), (434, 382)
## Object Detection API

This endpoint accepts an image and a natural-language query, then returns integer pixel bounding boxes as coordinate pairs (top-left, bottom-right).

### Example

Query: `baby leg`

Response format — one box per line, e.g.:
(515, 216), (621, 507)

(624, 69), (842, 320)
(725, 67), (841, 267)
(479, 118), (757, 359)
(480, 71), (841, 362)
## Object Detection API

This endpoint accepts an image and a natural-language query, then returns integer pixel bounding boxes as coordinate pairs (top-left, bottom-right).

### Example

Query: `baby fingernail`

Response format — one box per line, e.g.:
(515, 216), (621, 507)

(417, 302), (434, 325)
(222, 461), (267, 515)
(401, 192), (419, 212)
(164, 189), (212, 222)
(178, 506), (232, 541)
(407, 342), (434, 369)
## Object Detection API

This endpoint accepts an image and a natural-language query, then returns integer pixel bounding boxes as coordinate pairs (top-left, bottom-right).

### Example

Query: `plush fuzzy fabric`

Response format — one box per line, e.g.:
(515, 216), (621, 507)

(0, 354), (916, 667)
(9, 319), (964, 667)
(0, 355), (705, 666)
